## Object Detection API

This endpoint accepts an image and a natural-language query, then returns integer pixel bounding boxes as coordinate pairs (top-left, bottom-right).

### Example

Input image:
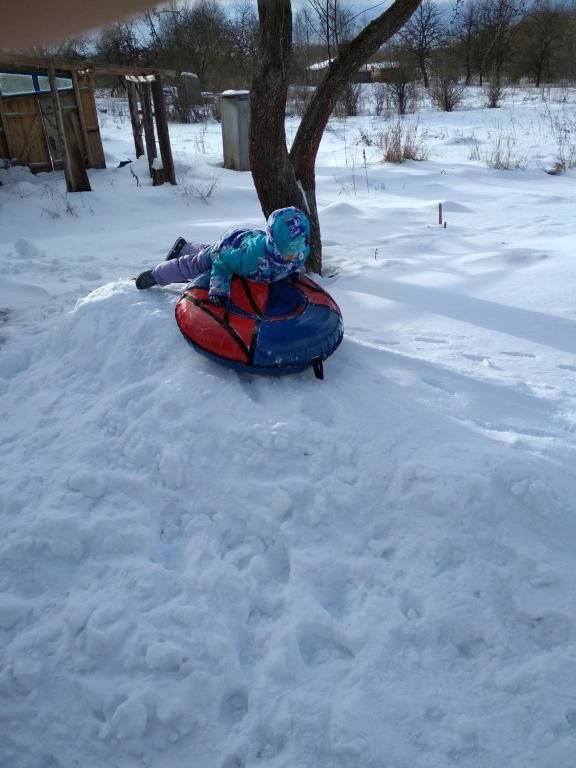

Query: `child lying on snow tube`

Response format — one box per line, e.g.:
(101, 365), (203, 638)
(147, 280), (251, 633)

(135, 206), (310, 307)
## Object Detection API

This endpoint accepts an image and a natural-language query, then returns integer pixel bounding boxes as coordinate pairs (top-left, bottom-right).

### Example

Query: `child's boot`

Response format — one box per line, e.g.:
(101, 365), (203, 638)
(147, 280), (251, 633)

(135, 270), (157, 289)
(166, 237), (186, 261)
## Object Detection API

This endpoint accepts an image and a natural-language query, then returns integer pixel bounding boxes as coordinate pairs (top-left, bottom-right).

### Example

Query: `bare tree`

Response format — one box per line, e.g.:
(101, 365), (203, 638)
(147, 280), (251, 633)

(226, 1), (259, 84)
(28, 36), (91, 60)
(307, 0), (358, 61)
(381, 50), (418, 114)
(450, 0), (480, 85)
(95, 20), (146, 66)
(428, 54), (466, 110)
(399, 0), (443, 87)
(477, 0), (522, 88)
(249, 0), (423, 274)
(149, 0), (229, 89)
(293, 6), (323, 84)
(518, 0), (565, 86)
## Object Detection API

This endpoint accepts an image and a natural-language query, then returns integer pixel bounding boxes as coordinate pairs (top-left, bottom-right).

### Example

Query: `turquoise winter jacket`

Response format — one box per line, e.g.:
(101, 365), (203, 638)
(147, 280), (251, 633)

(208, 232), (270, 298)
(208, 207), (310, 300)
(151, 207), (311, 301)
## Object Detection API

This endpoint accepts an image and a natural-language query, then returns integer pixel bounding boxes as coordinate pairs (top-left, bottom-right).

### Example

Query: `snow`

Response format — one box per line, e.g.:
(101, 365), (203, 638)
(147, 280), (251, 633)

(1, 84), (576, 768)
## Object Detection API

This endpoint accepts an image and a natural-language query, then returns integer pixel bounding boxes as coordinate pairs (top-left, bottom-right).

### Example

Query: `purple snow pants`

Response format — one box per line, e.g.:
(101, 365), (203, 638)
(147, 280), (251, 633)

(151, 242), (213, 286)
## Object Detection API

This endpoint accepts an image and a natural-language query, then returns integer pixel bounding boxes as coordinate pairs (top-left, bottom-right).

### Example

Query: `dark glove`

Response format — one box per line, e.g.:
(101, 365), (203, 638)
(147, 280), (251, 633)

(209, 293), (229, 309)
(135, 270), (157, 290)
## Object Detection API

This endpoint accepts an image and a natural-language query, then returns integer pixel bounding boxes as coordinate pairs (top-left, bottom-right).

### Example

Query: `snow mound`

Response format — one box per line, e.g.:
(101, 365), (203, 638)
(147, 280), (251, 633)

(3, 86), (576, 768)
(2, 279), (576, 768)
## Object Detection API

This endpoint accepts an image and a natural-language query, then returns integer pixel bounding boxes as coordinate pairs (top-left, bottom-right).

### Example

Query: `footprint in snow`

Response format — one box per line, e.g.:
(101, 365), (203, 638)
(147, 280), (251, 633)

(255, 734), (287, 760)
(520, 610), (574, 650)
(220, 690), (249, 727)
(399, 590), (424, 621)
(297, 623), (354, 666)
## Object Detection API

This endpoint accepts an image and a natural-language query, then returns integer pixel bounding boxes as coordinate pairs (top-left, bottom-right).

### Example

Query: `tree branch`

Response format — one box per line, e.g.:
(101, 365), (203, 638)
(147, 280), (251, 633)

(290, 0), (423, 177)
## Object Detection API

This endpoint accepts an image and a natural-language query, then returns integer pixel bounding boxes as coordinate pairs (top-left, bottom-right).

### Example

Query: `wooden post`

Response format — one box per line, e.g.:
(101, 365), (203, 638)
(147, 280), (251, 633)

(64, 107), (91, 185)
(151, 75), (176, 186)
(71, 70), (92, 167)
(126, 81), (145, 158)
(48, 63), (90, 192)
(139, 82), (157, 172)
(0, 96), (14, 160)
(82, 71), (106, 169)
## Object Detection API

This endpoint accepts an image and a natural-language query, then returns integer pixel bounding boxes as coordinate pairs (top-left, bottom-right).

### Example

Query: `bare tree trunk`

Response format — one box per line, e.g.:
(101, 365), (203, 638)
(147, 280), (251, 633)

(535, 61), (543, 87)
(249, 1), (308, 230)
(250, 0), (423, 274)
(465, 53), (472, 86)
(418, 53), (429, 87)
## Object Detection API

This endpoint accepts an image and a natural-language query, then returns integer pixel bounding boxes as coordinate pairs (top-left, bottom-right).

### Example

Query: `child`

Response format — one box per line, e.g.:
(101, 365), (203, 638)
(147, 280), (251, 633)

(135, 206), (310, 307)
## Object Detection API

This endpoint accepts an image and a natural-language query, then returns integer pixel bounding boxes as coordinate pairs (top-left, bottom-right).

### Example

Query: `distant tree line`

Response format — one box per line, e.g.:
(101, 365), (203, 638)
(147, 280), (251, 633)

(395, 0), (576, 91)
(37, 0), (576, 106)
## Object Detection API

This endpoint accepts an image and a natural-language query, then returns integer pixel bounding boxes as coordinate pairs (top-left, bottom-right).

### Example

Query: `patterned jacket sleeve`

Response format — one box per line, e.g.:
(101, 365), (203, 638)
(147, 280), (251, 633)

(209, 240), (259, 299)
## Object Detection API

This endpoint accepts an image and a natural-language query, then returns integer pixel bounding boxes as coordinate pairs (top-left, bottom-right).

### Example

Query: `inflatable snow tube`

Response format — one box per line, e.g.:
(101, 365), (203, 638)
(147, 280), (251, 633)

(175, 273), (344, 377)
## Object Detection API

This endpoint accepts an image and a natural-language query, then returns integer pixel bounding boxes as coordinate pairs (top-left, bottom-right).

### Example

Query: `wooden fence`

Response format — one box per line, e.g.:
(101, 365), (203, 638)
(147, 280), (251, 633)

(0, 55), (176, 191)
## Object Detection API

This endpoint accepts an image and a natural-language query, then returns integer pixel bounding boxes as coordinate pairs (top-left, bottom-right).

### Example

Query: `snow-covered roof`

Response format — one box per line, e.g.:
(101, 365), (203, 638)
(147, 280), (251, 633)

(220, 89), (249, 97)
(368, 60), (399, 70)
(307, 59), (398, 72)
(308, 59), (332, 70)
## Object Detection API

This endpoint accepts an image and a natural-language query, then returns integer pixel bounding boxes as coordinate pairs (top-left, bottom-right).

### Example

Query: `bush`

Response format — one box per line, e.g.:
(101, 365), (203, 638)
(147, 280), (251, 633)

(375, 59), (418, 116)
(485, 74), (503, 109)
(378, 120), (428, 163)
(542, 103), (576, 171)
(332, 81), (364, 117)
(288, 85), (315, 118)
(486, 134), (527, 170)
(429, 67), (465, 112)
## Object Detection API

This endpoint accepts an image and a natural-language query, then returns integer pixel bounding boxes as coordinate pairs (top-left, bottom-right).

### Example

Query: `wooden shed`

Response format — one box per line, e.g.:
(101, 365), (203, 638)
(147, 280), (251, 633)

(0, 54), (177, 191)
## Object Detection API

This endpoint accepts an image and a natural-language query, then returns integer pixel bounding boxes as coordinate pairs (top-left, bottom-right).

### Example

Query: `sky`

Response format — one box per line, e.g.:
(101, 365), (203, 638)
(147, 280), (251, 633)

(1, 83), (576, 768)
